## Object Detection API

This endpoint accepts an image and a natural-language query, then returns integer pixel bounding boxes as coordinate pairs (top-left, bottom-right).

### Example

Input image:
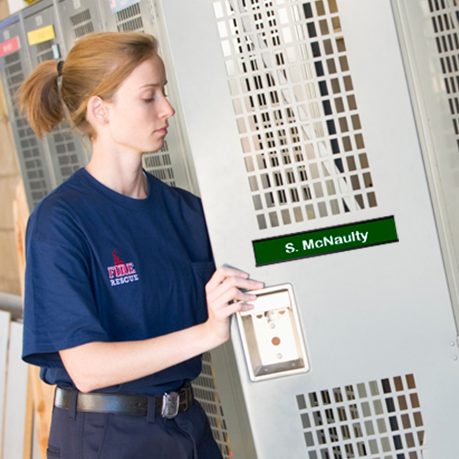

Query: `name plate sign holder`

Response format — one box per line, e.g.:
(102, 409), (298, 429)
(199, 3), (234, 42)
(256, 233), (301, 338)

(253, 216), (399, 266)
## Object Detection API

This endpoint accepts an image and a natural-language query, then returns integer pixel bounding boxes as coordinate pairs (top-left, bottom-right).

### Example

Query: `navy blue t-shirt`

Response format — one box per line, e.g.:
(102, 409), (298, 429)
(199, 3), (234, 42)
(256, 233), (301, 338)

(22, 168), (215, 394)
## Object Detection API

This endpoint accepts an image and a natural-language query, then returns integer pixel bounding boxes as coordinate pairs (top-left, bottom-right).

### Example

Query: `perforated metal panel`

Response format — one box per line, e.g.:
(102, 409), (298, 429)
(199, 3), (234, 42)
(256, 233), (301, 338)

(192, 352), (233, 459)
(142, 141), (177, 186)
(212, 0), (377, 231)
(296, 374), (427, 459)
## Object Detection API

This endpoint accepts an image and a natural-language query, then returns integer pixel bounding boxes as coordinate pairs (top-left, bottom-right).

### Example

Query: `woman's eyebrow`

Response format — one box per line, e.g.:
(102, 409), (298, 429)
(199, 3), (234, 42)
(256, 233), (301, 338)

(140, 80), (168, 89)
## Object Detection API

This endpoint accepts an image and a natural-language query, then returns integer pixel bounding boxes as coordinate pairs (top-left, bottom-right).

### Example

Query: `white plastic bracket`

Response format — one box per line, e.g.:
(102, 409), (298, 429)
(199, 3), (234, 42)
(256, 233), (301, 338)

(237, 284), (309, 382)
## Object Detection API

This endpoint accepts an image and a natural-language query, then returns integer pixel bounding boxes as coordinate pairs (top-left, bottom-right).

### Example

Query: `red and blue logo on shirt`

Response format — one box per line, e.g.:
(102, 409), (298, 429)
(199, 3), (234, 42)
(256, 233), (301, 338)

(107, 250), (139, 287)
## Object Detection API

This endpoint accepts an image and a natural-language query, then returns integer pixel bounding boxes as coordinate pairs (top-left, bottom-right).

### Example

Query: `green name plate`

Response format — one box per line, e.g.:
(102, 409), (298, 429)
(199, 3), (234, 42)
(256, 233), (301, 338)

(253, 216), (398, 266)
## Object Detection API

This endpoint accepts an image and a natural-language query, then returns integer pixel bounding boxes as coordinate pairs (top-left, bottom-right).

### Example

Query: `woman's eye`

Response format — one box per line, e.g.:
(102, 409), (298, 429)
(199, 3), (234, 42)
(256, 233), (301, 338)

(143, 89), (167, 102)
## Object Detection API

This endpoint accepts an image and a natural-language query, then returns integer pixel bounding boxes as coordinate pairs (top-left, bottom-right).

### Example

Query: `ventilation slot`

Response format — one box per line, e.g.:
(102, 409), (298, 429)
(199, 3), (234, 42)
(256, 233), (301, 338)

(70, 9), (94, 39)
(116, 3), (144, 32)
(51, 124), (81, 181)
(296, 374), (428, 458)
(35, 40), (54, 63)
(142, 141), (176, 187)
(70, 8), (91, 25)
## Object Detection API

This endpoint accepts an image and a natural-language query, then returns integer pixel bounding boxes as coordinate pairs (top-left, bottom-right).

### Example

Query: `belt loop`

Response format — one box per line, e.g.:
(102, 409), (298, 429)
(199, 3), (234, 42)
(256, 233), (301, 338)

(146, 395), (156, 424)
(68, 390), (78, 421)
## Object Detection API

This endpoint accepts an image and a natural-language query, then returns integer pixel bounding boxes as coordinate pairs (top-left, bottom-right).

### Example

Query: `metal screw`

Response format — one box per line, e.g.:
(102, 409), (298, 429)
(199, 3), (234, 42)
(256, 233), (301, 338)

(277, 353), (283, 359)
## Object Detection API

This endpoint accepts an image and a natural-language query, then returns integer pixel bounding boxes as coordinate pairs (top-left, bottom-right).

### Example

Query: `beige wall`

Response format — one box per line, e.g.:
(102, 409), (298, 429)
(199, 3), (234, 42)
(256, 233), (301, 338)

(0, 0), (9, 20)
(0, 0), (22, 295)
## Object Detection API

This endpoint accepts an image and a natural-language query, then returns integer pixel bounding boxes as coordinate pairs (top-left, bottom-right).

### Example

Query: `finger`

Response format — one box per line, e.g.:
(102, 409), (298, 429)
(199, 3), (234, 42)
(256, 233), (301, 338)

(239, 302), (255, 312)
(208, 275), (261, 297)
(207, 277), (264, 303)
(222, 300), (255, 317)
(206, 266), (249, 292)
(209, 286), (257, 309)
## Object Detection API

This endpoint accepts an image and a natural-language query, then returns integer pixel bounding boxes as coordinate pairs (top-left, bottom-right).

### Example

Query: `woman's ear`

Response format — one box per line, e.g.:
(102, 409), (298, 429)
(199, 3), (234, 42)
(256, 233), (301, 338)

(86, 95), (109, 127)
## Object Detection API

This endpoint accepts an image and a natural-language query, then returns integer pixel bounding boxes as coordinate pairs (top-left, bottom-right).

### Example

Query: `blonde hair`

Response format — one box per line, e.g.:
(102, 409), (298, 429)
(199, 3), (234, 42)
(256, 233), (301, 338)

(17, 32), (158, 139)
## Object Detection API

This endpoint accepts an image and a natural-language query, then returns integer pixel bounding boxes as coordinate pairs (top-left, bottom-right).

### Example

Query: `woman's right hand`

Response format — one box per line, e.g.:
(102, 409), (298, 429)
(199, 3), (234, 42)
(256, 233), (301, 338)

(60, 266), (263, 393)
(204, 265), (264, 345)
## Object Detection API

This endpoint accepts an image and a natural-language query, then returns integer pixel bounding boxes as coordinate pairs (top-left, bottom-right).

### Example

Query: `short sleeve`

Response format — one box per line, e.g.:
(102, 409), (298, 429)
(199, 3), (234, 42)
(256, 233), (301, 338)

(22, 207), (109, 367)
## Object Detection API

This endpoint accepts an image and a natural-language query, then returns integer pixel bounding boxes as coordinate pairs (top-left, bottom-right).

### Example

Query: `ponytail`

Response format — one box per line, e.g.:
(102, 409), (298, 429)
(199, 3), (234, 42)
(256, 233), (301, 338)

(16, 60), (64, 138)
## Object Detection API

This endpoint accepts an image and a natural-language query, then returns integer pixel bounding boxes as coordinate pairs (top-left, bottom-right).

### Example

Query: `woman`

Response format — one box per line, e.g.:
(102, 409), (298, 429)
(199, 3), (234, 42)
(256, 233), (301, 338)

(18, 32), (262, 459)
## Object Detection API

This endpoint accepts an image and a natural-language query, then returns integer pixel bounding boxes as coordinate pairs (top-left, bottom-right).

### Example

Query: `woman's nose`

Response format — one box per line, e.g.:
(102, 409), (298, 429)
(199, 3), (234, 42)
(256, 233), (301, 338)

(161, 97), (175, 119)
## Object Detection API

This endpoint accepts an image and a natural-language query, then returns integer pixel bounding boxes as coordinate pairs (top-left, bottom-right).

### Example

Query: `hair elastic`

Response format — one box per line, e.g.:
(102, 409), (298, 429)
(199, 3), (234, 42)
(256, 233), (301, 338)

(57, 60), (64, 77)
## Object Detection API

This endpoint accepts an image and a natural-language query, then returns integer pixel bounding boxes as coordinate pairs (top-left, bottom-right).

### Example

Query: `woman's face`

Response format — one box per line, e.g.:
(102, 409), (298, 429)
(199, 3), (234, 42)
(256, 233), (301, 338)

(103, 54), (175, 155)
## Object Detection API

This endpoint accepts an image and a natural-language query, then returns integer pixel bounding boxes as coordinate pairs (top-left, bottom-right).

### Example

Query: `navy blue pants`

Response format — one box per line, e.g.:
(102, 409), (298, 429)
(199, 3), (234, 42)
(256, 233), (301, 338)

(46, 396), (223, 459)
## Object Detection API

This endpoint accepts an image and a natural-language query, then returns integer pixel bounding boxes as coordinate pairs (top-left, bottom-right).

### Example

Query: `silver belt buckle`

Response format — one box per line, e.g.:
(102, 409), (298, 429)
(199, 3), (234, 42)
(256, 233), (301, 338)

(161, 391), (180, 419)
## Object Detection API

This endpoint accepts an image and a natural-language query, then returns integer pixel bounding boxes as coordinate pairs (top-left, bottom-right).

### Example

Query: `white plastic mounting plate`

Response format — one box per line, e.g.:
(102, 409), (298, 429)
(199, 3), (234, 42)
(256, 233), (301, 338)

(236, 284), (309, 382)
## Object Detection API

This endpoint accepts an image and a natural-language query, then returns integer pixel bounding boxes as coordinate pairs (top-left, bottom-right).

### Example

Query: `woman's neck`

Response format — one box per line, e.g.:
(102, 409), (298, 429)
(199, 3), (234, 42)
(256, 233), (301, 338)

(85, 143), (148, 199)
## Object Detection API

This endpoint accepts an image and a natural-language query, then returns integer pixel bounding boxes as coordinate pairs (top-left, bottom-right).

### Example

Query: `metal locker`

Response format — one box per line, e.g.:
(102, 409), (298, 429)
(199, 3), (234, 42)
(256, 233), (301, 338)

(157, 0), (459, 458)
(392, 0), (459, 325)
(0, 13), (54, 210)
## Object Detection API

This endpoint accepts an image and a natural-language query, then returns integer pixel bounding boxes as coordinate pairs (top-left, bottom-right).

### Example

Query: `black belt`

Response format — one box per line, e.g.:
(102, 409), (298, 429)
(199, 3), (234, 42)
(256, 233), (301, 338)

(54, 383), (194, 419)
